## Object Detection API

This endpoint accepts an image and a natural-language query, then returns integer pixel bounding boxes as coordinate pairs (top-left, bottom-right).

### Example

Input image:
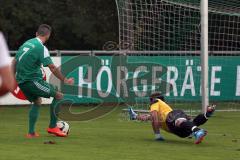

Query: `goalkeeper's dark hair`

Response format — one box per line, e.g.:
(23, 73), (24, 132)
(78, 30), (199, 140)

(149, 92), (165, 104)
(36, 24), (51, 36)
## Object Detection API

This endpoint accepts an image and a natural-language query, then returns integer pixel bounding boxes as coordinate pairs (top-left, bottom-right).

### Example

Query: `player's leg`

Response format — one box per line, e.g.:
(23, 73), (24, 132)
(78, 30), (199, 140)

(166, 110), (193, 138)
(42, 94), (67, 137)
(35, 81), (67, 137)
(49, 91), (63, 128)
(193, 104), (216, 126)
(178, 120), (207, 144)
(193, 114), (208, 126)
(25, 80), (66, 137)
(167, 110), (207, 144)
(47, 91), (67, 137)
(27, 98), (41, 137)
(30, 80), (62, 128)
(19, 82), (42, 138)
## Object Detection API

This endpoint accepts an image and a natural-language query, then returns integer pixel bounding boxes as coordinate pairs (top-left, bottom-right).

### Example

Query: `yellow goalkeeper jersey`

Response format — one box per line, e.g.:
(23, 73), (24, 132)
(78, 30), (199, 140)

(150, 99), (173, 131)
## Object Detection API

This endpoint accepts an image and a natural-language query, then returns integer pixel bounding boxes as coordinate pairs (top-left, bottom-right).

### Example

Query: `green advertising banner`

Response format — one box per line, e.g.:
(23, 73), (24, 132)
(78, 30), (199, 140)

(60, 55), (240, 103)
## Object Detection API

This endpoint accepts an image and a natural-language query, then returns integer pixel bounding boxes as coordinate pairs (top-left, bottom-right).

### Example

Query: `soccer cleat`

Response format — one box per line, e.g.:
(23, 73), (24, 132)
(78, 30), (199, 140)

(47, 127), (67, 137)
(206, 104), (216, 117)
(155, 136), (165, 141)
(26, 132), (40, 138)
(193, 129), (207, 144)
(128, 107), (137, 120)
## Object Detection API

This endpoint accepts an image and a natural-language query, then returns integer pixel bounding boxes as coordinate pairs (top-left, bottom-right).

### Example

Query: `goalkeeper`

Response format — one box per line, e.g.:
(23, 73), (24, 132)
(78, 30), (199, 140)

(129, 93), (215, 144)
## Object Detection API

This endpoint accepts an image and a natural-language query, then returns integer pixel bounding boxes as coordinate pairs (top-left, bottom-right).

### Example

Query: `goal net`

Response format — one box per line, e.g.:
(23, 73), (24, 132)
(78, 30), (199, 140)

(115, 0), (240, 113)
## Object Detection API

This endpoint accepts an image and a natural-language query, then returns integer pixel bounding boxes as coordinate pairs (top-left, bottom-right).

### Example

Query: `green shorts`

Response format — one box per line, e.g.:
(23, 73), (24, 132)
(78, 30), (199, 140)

(19, 80), (57, 102)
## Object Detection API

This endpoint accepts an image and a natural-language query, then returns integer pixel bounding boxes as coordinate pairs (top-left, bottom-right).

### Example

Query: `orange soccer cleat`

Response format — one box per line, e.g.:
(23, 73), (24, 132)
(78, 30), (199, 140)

(47, 127), (67, 137)
(26, 132), (40, 138)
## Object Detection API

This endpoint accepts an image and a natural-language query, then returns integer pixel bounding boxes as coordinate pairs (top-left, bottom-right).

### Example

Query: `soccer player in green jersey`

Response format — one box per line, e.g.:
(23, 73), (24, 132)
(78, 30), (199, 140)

(12, 24), (74, 138)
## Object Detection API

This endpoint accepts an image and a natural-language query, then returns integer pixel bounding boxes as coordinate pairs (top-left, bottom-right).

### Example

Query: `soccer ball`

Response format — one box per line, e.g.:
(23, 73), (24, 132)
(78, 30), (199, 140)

(56, 121), (70, 135)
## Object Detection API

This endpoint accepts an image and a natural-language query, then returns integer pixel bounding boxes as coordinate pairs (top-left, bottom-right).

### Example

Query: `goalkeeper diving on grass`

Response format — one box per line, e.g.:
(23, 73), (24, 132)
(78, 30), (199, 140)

(129, 93), (215, 144)
(12, 24), (74, 138)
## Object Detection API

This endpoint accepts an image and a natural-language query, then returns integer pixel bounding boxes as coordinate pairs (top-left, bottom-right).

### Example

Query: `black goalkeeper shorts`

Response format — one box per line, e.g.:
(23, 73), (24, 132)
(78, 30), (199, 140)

(166, 110), (192, 138)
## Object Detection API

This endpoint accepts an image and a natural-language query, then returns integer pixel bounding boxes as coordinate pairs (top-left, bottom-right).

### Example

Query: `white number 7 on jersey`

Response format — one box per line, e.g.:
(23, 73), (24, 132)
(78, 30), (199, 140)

(19, 47), (30, 61)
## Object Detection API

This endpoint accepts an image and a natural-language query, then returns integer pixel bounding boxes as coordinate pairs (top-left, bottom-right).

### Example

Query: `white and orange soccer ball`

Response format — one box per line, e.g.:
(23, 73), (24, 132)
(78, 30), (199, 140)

(56, 121), (70, 135)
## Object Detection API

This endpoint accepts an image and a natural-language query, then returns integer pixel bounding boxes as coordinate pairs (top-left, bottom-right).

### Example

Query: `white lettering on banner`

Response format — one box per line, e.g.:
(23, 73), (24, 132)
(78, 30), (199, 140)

(133, 66), (148, 97)
(210, 66), (221, 96)
(75, 63), (237, 99)
(96, 66), (113, 98)
(152, 66), (163, 93)
(181, 66), (196, 96)
(78, 67), (92, 98)
(116, 66), (128, 97)
(166, 66), (178, 96)
(235, 66), (240, 96)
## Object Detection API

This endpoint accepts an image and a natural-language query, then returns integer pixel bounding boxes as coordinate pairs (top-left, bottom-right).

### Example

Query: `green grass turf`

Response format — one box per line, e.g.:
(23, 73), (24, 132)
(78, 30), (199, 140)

(0, 106), (240, 160)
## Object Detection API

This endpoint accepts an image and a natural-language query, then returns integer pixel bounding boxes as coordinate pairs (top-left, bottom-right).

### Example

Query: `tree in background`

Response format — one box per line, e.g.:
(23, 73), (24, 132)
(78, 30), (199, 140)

(0, 0), (118, 50)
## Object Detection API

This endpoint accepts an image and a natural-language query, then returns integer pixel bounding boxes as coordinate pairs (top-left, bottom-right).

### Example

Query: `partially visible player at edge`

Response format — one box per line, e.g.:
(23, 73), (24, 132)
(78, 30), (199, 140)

(0, 32), (15, 96)
(12, 24), (74, 138)
(129, 93), (216, 144)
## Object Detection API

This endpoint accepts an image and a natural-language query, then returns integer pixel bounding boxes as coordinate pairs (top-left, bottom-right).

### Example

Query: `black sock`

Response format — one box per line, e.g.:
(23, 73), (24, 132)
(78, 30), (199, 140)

(180, 121), (200, 133)
(191, 126), (201, 132)
(193, 114), (208, 126)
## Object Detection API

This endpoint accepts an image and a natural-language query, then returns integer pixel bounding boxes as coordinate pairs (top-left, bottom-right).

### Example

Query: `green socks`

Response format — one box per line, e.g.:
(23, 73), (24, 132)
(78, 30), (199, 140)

(28, 97), (64, 133)
(49, 98), (61, 128)
(28, 104), (40, 134)
(28, 96), (64, 132)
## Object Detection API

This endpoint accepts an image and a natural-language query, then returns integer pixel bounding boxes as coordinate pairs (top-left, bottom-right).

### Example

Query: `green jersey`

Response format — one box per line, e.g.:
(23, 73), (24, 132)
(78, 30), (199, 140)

(15, 37), (53, 84)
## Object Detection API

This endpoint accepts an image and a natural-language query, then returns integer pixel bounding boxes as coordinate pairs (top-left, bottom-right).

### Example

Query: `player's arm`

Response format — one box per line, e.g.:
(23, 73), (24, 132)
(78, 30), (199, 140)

(40, 46), (74, 85)
(0, 65), (15, 96)
(151, 111), (160, 133)
(150, 110), (164, 141)
(48, 63), (74, 84)
(0, 33), (15, 96)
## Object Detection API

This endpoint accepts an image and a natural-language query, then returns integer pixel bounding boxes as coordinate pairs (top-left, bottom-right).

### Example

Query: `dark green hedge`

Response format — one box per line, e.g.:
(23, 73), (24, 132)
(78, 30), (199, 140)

(0, 0), (118, 50)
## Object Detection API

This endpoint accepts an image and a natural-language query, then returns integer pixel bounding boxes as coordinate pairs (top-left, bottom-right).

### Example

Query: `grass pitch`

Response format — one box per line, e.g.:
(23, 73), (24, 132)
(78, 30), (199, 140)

(0, 106), (239, 160)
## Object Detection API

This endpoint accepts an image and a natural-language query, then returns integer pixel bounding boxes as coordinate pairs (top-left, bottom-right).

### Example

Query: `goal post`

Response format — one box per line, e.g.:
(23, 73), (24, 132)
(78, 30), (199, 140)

(201, 0), (208, 113)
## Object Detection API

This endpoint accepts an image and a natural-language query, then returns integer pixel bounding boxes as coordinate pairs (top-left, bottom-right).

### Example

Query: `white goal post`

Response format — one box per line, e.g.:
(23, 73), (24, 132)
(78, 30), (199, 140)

(201, 0), (208, 113)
